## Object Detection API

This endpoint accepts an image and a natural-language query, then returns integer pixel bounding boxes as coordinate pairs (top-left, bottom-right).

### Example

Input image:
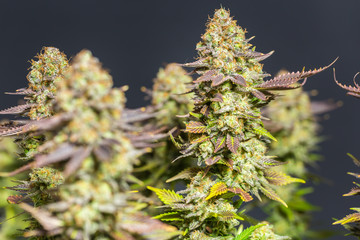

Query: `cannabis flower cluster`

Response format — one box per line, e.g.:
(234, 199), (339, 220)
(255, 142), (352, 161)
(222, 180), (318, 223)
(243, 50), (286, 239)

(0, 6), (350, 240)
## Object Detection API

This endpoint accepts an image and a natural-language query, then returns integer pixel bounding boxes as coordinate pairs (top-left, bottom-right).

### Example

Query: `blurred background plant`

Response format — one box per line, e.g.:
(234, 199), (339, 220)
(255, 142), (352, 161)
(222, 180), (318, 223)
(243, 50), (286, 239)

(0, 49), (181, 239)
(134, 63), (194, 195)
(261, 69), (339, 239)
(0, 137), (27, 239)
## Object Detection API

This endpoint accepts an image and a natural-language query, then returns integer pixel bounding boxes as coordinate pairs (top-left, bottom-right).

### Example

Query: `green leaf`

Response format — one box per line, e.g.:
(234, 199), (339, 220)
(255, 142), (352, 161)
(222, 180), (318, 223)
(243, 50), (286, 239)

(206, 182), (228, 200)
(234, 224), (266, 240)
(253, 126), (277, 142)
(184, 121), (206, 133)
(147, 186), (183, 205)
(153, 212), (184, 222)
(189, 112), (203, 119)
(190, 134), (209, 144)
(215, 211), (243, 221)
(226, 134), (240, 153)
(333, 212), (360, 225)
(228, 187), (253, 202)
(259, 186), (287, 207)
(348, 153), (360, 167)
(264, 170), (305, 186)
(214, 136), (226, 153)
(343, 187), (360, 196)
(169, 128), (182, 149)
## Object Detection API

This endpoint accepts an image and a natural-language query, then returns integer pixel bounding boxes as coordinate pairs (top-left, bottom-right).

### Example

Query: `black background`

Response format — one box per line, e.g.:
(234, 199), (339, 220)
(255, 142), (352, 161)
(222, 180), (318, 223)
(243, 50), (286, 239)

(0, 1), (359, 239)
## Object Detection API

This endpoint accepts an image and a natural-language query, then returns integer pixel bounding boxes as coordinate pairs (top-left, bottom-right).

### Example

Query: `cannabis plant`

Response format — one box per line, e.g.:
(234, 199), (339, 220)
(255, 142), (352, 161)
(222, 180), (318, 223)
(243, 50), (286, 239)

(0, 47), (69, 237)
(149, 8), (334, 239)
(0, 50), (180, 239)
(333, 70), (360, 238)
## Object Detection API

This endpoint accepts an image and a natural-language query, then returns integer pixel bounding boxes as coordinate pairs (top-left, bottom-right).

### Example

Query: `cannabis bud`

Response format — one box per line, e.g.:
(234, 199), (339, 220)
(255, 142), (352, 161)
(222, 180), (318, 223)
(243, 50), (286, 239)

(149, 8), (334, 239)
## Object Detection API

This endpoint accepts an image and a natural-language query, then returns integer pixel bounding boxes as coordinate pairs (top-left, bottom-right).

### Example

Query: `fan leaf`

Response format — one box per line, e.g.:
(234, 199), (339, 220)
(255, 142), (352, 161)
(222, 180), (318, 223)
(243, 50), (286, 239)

(214, 136), (226, 153)
(256, 58), (337, 90)
(264, 170), (305, 186)
(259, 186), (287, 207)
(344, 187), (360, 197)
(152, 212), (184, 222)
(226, 134), (240, 153)
(147, 186), (184, 205)
(228, 187), (253, 202)
(184, 121), (206, 133)
(257, 157), (285, 168)
(190, 135), (209, 144)
(205, 156), (221, 166)
(216, 211), (243, 221)
(334, 212), (360, 225)
(253, 126), (277, 141)
(206, 182), (228, 200)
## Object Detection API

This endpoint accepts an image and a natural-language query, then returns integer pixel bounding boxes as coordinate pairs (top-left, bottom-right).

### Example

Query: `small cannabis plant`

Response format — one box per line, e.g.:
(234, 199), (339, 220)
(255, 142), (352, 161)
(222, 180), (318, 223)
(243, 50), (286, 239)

(148, 8), (334, 239)
(333, 70), (360, 238)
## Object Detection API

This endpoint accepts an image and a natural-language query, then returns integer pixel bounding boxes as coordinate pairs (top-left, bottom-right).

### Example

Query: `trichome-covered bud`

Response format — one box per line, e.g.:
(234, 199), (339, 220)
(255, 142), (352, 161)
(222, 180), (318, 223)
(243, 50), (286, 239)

(7, 167), (63, 206)
(150, 63), (193, 126)
(2, 47), (68, 120)
(0, 47), (69, 160)
(149, 7), (334, 239)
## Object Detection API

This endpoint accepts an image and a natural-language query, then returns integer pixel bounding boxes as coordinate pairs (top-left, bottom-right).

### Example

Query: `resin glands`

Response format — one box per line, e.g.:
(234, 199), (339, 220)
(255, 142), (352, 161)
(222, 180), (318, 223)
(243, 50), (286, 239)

(149, 8), (335, 239)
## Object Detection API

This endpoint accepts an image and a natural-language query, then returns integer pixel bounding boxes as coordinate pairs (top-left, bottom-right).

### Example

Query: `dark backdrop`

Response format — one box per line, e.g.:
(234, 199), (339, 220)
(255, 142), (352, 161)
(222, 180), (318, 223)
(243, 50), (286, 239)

(0, 1), (359, 239)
